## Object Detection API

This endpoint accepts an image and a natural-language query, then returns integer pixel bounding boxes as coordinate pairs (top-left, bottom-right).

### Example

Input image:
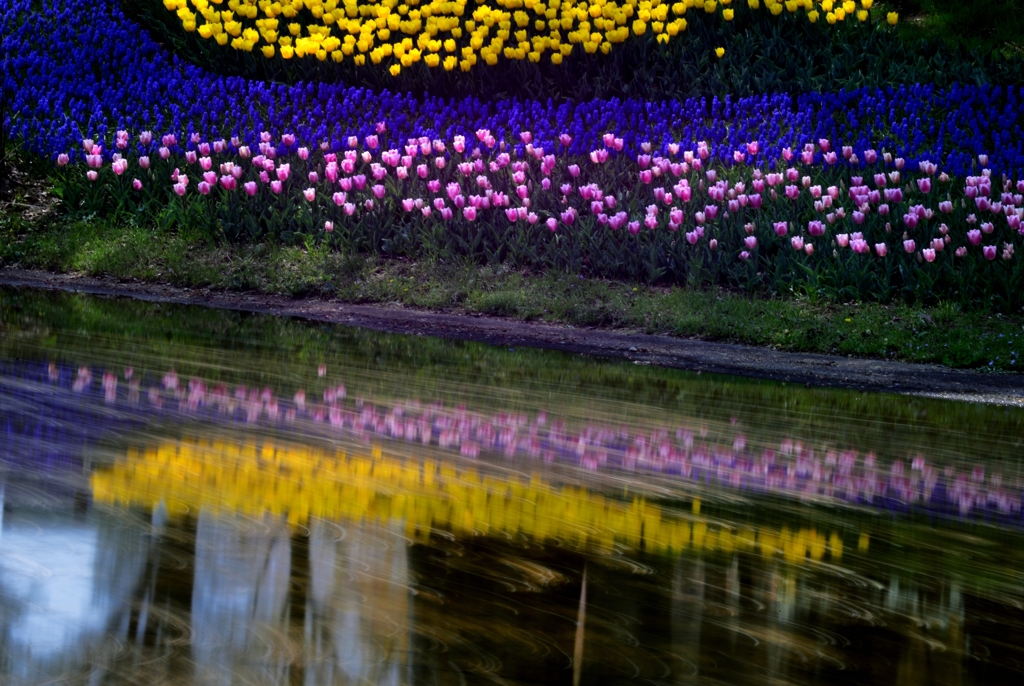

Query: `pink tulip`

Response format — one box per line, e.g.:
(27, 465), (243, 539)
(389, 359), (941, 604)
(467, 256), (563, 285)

(791, 236), (805, 251)
(836, 233), (850, 247)
(739, 250), (751, 260)
(685, 230), (698, 244)
(86, 170), (98, 182)
(984, 245), (997, 260)
(807, 220), (825, 236)
(774, 222), (788, 237)
(324, 221), (333, 233)
(343, 202), (356, 215)
(917, 178), (932, 193)
(372, 184), (385, 199)
(903, 239), (916, 253)
(132, 178), (143, 191)
(353, 175), (367, 190)
(244, 181), (257, 196)
(173, 183), (186, 196)
(364, 199), (375, 211)
(875, 242), (887, 257)
(744, 236), (757, 250)
(198, 181), (211, 195)
(546, 217), (557, 232)
(57, 153), (70, 166)
(271, 180), (283, 194)
(922, 248), (936, 262)
(281, 133), (296, 147)
(203, 171), (217, 185)
(220, 175), (236, 191)
(462, 206), (477, 221)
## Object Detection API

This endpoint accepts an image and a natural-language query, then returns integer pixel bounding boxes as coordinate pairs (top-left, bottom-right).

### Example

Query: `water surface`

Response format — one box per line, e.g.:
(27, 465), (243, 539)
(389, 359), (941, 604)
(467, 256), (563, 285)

(1, 286), (1023, 685)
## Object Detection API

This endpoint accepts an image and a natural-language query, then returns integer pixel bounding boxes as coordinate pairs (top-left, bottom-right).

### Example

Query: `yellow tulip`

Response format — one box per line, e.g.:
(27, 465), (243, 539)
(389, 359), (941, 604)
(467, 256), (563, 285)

(281, 44), (295, 58)
(443, 55), (457, 69)
(826, 11), (835, 23)
(714, 46), (724, 57)
(856, 9), (867, 20)
(215, 32), (229, 45)
(747, 0), (758, 7)
(632, 18), (646, 34)
(262, 44), (275, 57)
(703, 0), (716, 12)
(551, 52), (562, 63)
(807, 9), (818, 22)
(887, 11), (897, 25)
(861, 0), (873, 8)
(389, 63), (401, 75)
(723, 8), (733, 19)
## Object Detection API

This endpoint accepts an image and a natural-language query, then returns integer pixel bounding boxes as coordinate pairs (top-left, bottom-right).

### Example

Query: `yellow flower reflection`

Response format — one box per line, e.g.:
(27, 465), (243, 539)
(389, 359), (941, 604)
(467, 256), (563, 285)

(92, 437), (849, 564)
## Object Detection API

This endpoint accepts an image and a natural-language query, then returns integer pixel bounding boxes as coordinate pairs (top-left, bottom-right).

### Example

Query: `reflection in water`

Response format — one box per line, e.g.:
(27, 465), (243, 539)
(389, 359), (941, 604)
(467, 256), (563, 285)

(3, 287), (1024, 684)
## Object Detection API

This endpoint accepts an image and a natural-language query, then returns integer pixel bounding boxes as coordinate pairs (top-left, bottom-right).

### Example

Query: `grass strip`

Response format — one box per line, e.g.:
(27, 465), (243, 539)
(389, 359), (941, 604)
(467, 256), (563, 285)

(2, 209), (1022, 373)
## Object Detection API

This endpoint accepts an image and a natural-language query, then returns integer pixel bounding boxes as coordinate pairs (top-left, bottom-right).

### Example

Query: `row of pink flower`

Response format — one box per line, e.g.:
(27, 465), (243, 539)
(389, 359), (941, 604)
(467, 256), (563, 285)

(59, 128), (1024, 259)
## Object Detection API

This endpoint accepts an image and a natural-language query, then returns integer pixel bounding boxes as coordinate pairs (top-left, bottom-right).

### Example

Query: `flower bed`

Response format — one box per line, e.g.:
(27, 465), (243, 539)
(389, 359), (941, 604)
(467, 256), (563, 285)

(3, 0), (1024, 307)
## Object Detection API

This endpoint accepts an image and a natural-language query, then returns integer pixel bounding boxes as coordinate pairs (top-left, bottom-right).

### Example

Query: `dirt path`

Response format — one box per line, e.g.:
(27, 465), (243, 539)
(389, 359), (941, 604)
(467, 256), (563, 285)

(2, 268), (1023, 406)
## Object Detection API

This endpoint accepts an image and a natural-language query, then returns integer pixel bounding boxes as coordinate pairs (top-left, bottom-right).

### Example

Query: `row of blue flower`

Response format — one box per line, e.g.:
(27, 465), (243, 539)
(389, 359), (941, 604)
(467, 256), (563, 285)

(2, 0), (1024, 178)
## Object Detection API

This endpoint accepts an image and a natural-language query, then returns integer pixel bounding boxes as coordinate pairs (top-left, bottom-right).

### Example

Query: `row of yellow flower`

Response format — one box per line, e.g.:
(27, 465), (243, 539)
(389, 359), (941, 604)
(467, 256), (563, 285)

(91, 437), (858, 562)
(160, 0), (896, 72)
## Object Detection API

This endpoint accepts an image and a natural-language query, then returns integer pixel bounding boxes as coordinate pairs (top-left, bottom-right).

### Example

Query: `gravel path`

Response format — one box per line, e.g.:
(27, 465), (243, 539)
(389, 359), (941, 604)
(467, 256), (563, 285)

(3, 268), (1022, 406)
